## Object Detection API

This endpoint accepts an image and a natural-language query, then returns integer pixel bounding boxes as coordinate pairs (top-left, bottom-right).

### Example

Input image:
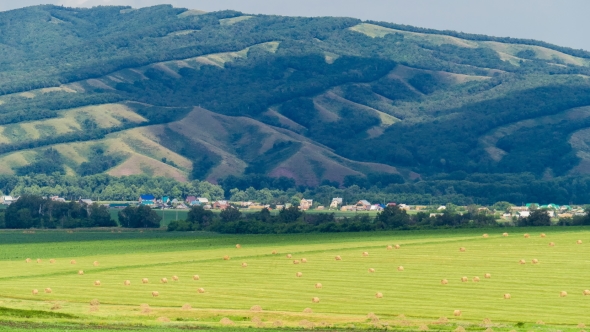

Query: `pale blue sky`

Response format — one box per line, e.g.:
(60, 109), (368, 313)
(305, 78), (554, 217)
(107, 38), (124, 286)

(2, 0), (588, 51)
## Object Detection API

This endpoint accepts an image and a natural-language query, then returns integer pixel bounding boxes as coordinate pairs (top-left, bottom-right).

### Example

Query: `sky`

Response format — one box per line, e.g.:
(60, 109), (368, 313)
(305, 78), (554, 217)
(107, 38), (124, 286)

(1, 0), (588, 51)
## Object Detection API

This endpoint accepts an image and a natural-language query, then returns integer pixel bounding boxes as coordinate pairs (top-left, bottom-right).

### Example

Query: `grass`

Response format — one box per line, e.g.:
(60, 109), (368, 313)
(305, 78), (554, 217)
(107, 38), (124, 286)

(0, 227), (589, 330)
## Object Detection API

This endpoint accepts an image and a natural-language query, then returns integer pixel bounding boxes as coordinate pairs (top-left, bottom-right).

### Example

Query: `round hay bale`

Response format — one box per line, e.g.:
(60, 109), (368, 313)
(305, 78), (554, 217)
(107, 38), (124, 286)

(45, 288), (52, 294)
(532, 259), (539, 264)
(286, 254), (292, 259)
(577, 240), (583, 245)
(394, 244), (401, 249)
(172, 275), (178, 281)
(51, 303), (62, 310)
(156, 317), (170, 322)
(235, 244), (241, 249)
(362, 251), (369, 257)
(453, 310), (461, 317)
(152, 291), (159, 297)
(90, 299), (100, 306)
(198, 287), (205, 293)
(578, 323), (586, 328)
(242, 262), (248, 268)
(441, 279), (448, 285)
(398, 266), (404, 271)
(142, 278), (149, 284)
(540, 233), (546, 238)
(223, 255), (230, 260)
(504, 293), (511, 299)
(25, 258), (31, 263)
(461, 277), (468, 282)
(296, 272), (303, 277)
(273, 320), (284, 327)
(49, 259), (55, 264)
(161, 278), (168, 284)
(36, 259), (41, 263)
(32, 289), (38, 295)
(78, 270), (84, 275)
(140, 303), (151, 313)
(502, 232), (509, 237)
(368, 268), (375, 273)
(418, 324), (429, 331)
(583, 289), (590, 296)
(536, 320), (545, 325)
(524, 233), (530, 238)
(519, 259), (526, 264)
(70, 260), (76, 264)
(367, 312), (379, 320)
(549, 242), (555, 247)
(375, 292), (383, 298)
(181, 304), (191, 310)
(335, 255), (342, 261)
(560, 291), (568, 297)
(459, 247), (466, 252)
(272, 250), (277, 255)
(293, 260), (300, 265)
(93, 261), (99, 266)
(220, 317), (234, 326)
(437, 317), (449, 323)
(482, 234), (489, 238)
(301, 258), (307, 263)
(193, 275), (200, 280)
(312, 297), (320, 303)
(303, 308), (313, 313)
(315, 283), (322, 289)
(485, 273), (491, 279)
(250, 305), (262, 312)
(473, 276), (480, 282)
(386, 245), (393, 250)
(94, 280), (101, 286)
(124, 280), (131, 286)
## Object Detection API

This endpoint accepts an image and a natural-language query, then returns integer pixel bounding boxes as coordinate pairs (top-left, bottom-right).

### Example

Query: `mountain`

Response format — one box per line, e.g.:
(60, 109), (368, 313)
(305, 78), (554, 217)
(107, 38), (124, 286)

(1, 4), (590, 190)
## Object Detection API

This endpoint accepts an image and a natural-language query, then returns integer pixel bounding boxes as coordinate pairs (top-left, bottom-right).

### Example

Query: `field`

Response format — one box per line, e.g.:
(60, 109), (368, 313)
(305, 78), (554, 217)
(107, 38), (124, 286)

(0, 228), (589, 331)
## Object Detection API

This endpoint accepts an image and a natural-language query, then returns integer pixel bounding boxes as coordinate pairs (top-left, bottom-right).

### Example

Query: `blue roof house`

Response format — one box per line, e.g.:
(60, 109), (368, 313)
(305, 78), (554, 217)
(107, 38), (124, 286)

(139, 194), (155, 206)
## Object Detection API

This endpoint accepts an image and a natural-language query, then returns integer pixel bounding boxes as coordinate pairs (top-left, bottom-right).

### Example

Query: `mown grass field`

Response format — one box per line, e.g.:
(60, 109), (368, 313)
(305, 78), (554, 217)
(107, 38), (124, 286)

(0, 228), (589, 331)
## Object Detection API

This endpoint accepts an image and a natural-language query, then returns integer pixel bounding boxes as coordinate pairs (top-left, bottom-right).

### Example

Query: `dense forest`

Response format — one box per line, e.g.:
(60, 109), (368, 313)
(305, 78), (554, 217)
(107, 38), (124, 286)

(1, 5), (590, 203)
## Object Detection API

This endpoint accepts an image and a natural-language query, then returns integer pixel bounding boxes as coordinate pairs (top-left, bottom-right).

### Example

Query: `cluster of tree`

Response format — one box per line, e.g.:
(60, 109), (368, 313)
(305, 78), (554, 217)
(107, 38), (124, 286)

(0, 195), (115, 229)
(117, 205), (162, 228)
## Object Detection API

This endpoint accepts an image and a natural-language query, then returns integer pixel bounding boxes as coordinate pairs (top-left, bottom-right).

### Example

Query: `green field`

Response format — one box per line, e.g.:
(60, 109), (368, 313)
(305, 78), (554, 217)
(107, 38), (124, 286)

(0, 228), (589, 331)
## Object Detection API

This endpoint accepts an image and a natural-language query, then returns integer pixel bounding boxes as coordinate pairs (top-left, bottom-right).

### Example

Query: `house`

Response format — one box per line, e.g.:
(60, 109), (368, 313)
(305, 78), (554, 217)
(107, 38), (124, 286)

(0, 195), (15, 205)
(501, 213), (512, 219)
(386, 202), (397, 207)
(510, 206), (529, 212)
(329, 198), (343, 209)
(275, 205), (284, 210)
(175, 204), (188, 209)
(341, 205), (356, 212)
(370, 204), (384, 211)
(212, 200), (229, 210)
(558, 213), (573, 218)
(437, 205), (446, 211)
(398, 204), (410, 211)
(356, 200), (371, 211)
(79, 199), (93, 206)
(300, 199), (313, 211)
(517, 211), (530, 218)
(185, 196), (197, 204)
(317, 206), (325, 210)
(139, 194), (155, 206)
(50, 196), (66, 202)
(161, 196), (170, 204)
(197, 197), (209, 204)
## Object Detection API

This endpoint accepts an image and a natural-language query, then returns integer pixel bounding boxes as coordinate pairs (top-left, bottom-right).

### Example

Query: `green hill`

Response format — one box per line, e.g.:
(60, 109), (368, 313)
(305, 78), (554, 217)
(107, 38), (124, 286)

(2, 4), (590, 200)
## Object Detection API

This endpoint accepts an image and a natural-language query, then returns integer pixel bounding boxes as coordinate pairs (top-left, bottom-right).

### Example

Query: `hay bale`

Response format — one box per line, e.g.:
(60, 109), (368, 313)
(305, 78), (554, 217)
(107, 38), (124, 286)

(398, 266), (404, 271)
(45, 288), (52, 294)
(250, 305), (262, 312)
(49, 259), (55, 264)
(367, 312), (379, 320)
(485, 273), (491, 279)
(312, 297), (320, 303)
(540, 233), (546, 238)
(502, 232), (509, 237)
(394, 244), (401, 249)
(161, 278), (168, 284)
(418, 324), (429, 331)
(93, 261), (99, 266)
(459, 247), (466, 252)
(198, 287), (205, 293)
(220, 317), (235, 326)
(387, 245), (393, 250)
(286, 254), (292, 259)
(453, 310), (461, 317)
(363, 251), (369, 257)
(293, 260), (300, 265)
(524, 233), (530, 238)
(455, 327), (466, 332)
(273, 320), (284, 327)
(301, 258), (307, 263)
(335, 255), (342, 261)
(461, 277), (468, 282)
(482, 234), (489, 238)
(78, 270), (84, 275)
(36, 259), (41, 263)
(296, 272), (303, 277)
(578, 323), (586, 328)
(437, 317), (449, 323)
(368, 268), (375, 273)
(577, 240), (583, 244)
(124, 280), (131, 286)
(70, 260), (76, 264)
(504, 293), (511, 299)
(560, 291), (568, 297)
(375, 292), (383, 298)
(156, 317), (170, 322)
(140, 304), (151, 313)
(519, 259), (526, 264)
(299, 320), (315, 329)
(223, 255), (230, 260)
(441, 279), (448, 285)
(272, 250), (277, 255)
(152, 291), (159, 297)
(193, 275), (200, 280)
(181, 304), (192, 310)
(142, 278), (149, 284)
(532, 259), (539, 264)
(32, 289), (38, 295)
(94, 280), (101, 286)
(25, 258), (31, 263)
(536, 320), (545, 325)
(90, 299), (100, 306)
(583, 289), (590, 296)
(482, 318), (492, 325)
(172, 275), (178, 281)
(473, 276), (480, 282)
(303, 307), (313, 313)
(242, 262), (248, 268)
(549, 242), (555, 247)
(51, 303), (61, 310)
(315, 283), (322, 289)
(236, 244), (241, 249)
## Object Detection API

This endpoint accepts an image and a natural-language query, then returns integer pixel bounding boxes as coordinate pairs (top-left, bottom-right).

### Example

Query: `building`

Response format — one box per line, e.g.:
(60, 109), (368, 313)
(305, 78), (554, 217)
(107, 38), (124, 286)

(79, 199), (93, 206)
(300, 199), (313, 210)
(185, 196), (197, 204)
(197, 197), (209, 204)
(139, 194), (155, 206)
(0, 195), (15, 205)
(517, 211), (530, 218)
(329, 198), (343, 209)
(212, 200), (229, 210)
(355, 200), (371, 211)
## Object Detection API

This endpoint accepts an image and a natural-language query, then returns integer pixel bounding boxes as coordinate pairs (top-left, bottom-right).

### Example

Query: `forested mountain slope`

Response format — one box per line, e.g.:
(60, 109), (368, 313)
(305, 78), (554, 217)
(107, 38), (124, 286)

(1, 4), (590, 191)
